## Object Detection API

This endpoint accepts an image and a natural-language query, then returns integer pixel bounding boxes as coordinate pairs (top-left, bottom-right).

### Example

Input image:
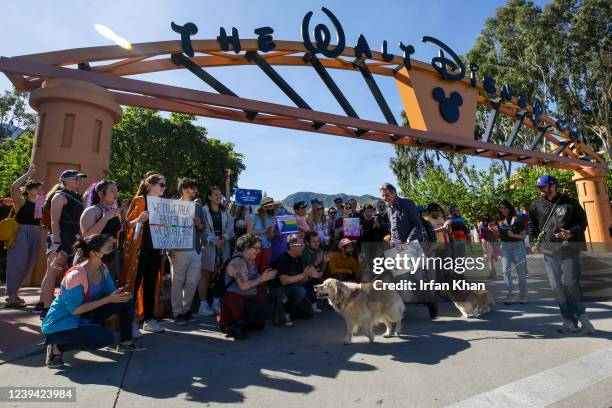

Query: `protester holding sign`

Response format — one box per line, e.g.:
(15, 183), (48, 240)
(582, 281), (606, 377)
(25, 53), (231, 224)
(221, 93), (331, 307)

(307, 201), (331, 249)
(120, 173), (167, 336)
(169, 179), (204, 326)
(5, 164), (44, 309)
(198, 186), (234, 317)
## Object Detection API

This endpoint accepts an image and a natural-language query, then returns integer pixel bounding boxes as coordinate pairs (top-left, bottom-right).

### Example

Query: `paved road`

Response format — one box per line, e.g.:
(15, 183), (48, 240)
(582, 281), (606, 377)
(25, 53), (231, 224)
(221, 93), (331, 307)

(1, 297), (611, 408)
(2, 254), (612, 407)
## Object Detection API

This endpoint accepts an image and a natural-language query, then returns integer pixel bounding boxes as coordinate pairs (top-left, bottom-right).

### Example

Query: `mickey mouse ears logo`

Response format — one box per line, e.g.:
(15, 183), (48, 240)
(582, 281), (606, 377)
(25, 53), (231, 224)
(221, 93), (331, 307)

(432, 87), (463, 123)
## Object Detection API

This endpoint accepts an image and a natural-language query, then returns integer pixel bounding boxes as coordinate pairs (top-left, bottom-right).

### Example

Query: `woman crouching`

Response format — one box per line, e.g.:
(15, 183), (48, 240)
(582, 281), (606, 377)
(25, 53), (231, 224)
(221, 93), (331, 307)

(218, 233), (277, 339)
(41, 234), (145, 368)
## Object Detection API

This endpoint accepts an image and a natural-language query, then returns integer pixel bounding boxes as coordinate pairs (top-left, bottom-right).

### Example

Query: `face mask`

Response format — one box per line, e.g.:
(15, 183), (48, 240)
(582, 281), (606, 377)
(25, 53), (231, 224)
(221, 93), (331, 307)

(101, 250), (115, 264)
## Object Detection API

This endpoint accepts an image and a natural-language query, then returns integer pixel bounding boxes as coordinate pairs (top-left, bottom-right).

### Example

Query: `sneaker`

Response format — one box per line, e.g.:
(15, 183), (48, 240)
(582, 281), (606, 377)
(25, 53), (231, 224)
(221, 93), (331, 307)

(174, 314), (187, 326)
(211, 298), (221, 313)
(33, 302), (44, 313)
(132, 323), (144, 339)
(184, 311), (198, 323)
(578, 314), (595, 334)
(519, 293), (528, 304)
(39, 308), (49, 320)
(142, 319), (165, 333)
(284, 313), (293, 326)
(312, 303), (322, 313)
(198, 301), (216, 317)
(116, 343), (147, 352)
(557, 319), (581, 334)
(503, 292), (515, 305)
(45, 345), (64, 369)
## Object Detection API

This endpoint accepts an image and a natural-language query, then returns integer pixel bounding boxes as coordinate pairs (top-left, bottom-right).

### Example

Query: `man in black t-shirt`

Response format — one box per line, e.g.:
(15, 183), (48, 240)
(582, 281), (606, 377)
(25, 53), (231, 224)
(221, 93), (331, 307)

(274, 234), (322, 320)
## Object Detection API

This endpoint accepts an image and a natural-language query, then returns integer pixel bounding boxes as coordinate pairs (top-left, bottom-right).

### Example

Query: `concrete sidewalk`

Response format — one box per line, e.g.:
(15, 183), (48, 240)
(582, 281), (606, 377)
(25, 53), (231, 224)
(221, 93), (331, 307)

(1, 297), (612, 407)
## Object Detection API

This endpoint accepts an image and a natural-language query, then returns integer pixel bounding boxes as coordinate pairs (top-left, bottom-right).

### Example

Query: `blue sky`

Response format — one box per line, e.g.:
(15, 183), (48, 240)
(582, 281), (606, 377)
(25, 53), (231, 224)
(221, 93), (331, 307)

(1, 0), (550, 200)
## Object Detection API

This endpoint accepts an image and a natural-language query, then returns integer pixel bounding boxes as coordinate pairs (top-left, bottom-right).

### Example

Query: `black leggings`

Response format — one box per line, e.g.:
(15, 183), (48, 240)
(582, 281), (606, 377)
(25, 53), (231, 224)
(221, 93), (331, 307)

(134, 247), (163, 320)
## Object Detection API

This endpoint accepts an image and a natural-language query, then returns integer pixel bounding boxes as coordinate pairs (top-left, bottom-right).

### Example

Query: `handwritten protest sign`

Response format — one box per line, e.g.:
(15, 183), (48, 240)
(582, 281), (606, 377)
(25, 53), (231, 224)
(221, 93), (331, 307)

(383, 241), (425, 278)
(147, 196), (195, 249)
(276, 215), (298, 234)
(235, 188), (262, 206)
(343, 217), (361, 237)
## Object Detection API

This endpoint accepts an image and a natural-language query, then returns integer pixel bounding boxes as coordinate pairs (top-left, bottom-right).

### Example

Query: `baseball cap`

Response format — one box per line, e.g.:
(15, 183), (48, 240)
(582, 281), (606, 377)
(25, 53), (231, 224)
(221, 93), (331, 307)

(532, 175), (559, 188)
(338, 238), (355, 248)
(60, 170), (87, 180)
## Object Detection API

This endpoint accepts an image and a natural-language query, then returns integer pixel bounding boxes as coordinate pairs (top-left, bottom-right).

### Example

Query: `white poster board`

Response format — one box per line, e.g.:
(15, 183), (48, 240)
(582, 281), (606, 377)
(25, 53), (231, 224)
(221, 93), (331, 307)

(147, 196), (195, 249)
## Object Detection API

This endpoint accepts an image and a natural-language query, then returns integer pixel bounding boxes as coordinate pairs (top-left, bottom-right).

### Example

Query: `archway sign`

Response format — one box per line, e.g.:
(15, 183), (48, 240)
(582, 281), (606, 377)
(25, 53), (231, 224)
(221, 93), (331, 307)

(0, 7), (610, 245)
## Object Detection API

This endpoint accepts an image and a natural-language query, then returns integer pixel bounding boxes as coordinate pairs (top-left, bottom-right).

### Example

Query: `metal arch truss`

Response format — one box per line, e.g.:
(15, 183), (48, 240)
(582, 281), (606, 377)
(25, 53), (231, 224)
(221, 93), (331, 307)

(0, 39), (606, 171)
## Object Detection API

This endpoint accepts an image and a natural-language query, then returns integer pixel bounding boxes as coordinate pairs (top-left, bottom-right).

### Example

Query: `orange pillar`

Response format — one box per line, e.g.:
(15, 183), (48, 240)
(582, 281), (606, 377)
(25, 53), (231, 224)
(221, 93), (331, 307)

(24, 78), (122, 286)
(572, 167), (612, 251)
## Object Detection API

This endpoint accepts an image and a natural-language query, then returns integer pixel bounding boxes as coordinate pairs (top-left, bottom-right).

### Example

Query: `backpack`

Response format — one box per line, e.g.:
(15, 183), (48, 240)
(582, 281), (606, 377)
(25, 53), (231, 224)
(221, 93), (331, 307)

(213, 254), (248, 299)
(41, 190), (83, 230)
(41, 195), (54, 230)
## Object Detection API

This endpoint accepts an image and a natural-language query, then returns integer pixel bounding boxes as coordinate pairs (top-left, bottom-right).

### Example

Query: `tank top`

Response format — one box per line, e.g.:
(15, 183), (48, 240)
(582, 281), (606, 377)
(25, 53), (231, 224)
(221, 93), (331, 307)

(59, 190), (84, 232)
(15, 200), (40, 226)
(96, 204), (121, 237)
(226, 255), (258, 296)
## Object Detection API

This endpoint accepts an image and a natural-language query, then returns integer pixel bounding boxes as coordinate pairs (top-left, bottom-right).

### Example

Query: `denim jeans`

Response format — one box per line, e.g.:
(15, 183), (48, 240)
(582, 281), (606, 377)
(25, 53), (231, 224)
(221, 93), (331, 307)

(44, 300), (134, 353)
(500, 241), (528, 295)
(543, 255), (585, 323)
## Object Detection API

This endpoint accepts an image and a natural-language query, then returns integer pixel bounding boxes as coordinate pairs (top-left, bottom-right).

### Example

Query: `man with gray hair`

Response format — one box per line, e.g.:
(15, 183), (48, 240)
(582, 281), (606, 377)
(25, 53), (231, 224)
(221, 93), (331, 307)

(271, 234), (323, 322)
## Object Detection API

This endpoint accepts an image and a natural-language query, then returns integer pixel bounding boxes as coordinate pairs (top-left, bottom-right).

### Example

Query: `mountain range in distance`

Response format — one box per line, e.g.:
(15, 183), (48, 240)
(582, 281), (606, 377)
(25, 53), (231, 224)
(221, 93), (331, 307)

(280, 191), (380, 209)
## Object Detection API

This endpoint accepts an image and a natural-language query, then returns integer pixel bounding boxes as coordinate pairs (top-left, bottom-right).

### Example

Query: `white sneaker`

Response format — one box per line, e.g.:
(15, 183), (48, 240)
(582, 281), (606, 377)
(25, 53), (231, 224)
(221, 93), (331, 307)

(284, 313), (293, 326)
(578, 314), (595, 334)
(557, 319), (581, 334)
(142, 319), (165, 333)
(132, 323), (143, 339)
(198, 302), (216, 317)
(211, 298), (221, 313)
(312, 303), (322, 313)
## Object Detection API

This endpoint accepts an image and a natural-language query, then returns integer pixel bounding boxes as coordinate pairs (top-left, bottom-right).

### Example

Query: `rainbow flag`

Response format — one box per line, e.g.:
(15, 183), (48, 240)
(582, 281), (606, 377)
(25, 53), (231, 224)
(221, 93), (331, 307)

(276, 215), (298, 234)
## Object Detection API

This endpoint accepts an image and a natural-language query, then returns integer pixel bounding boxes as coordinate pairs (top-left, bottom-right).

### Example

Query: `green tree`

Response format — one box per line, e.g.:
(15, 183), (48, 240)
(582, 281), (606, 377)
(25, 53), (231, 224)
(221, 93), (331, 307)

(0, 132), (33, 197)
(109, 107), (245, 199)
(390, 112), (468, 189)
(505, 167), (579, 211)
(467, 0), (611, 167)
(0, 89), (36, 138)
(401, 165), (507, 226)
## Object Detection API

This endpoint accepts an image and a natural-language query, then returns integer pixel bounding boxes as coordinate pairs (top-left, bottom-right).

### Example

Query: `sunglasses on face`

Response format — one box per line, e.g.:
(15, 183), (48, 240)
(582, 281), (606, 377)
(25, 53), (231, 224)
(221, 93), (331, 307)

(156, 183), (166, 188)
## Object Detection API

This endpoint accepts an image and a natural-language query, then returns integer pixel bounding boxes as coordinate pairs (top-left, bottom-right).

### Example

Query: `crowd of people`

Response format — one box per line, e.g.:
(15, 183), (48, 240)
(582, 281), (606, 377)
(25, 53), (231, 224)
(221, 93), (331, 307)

(2, 166), (596, 368)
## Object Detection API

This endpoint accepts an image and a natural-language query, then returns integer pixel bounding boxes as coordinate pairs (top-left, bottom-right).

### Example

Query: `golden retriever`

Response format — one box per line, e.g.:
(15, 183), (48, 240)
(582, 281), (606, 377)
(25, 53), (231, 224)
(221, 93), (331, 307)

(314, 278), (405, 345)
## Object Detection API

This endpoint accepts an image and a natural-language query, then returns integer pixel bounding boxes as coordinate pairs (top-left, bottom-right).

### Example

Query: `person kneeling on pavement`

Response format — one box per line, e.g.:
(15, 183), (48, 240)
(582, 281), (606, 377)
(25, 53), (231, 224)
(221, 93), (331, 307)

(42, 234), (145, 369)
(217, 233), (277, 339)
(271, 234), (323, 324)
